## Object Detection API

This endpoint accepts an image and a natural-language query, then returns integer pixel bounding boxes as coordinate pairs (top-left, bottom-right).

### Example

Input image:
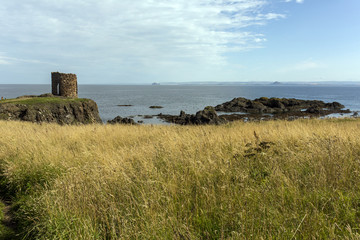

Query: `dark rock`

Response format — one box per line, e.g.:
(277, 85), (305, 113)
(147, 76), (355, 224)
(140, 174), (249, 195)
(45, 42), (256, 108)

(268, 98), (285, 109)
(215, 97), (345, 115)
(247, 101), (267, 113)
(149, 106), (163, 109)
(156, 97), (348, 125)
(117, 105), (133, 107)
(179, 110), (186, 118)
(325, 102), (344, 109)
(107, 116), (136, 125)
(306, 107), (322, 114)
(193, 106), (224, 125)
(0, 95), (101, 124)
(158, 106), (226, 125)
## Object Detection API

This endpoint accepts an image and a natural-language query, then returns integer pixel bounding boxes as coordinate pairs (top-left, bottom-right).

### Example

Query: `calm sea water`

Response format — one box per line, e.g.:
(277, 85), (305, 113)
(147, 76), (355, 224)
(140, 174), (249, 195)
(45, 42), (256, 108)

(1, 84), (359, 124)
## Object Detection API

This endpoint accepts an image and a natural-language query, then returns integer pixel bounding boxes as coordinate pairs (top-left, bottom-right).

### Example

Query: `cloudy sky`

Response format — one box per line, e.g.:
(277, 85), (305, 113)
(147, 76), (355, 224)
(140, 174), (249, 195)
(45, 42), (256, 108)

(0, 0), (359, 84)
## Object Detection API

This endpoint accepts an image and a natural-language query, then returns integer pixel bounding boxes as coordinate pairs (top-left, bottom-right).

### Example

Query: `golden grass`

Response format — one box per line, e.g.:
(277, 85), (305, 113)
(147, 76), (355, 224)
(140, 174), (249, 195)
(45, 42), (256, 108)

(1, 119), (360, 239)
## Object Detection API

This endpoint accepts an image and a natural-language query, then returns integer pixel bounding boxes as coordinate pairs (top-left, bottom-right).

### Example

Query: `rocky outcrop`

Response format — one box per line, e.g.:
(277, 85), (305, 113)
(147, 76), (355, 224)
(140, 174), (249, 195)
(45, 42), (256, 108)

(107, 116), (136, 125)
(149, 106), (163, 109)
(0, 94), (102, 124)
(214, 97), (345, 114)
(158, 97), (350, 125)
(158, 106), (226, 125)
(214, 97), (351, 122)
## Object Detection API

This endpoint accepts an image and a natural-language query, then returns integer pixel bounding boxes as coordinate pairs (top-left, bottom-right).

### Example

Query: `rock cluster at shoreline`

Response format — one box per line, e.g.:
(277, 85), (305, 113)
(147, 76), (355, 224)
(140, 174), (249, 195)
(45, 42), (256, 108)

(214, 97), (345, 114)
(107, 116), (136, 125)
(158, 106), (227, 125)
(158, 97), (351, 125)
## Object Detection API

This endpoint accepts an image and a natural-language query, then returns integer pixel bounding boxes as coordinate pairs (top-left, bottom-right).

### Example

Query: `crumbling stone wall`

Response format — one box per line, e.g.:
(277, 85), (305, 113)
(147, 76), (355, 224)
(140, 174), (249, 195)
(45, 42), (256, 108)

(51, 72), (78, 98)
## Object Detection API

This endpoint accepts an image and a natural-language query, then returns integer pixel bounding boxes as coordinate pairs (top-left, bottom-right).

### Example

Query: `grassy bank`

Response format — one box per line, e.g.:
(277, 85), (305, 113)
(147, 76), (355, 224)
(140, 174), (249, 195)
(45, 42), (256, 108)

(0, 96), (87, 105)
(0, 119), (360, 239)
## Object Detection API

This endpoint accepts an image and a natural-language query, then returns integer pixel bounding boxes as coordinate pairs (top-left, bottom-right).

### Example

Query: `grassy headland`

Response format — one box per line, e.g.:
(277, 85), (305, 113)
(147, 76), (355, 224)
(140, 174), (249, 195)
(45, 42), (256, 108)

(0, 119), (360, 239)
(0, 96), (101, 125)
(0, 96), (88, 105)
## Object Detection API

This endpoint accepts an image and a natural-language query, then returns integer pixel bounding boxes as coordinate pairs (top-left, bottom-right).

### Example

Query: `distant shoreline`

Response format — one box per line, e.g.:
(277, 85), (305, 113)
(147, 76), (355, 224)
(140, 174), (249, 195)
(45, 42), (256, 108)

(2, 84), (360, 124)
(1, 81), (360, 86)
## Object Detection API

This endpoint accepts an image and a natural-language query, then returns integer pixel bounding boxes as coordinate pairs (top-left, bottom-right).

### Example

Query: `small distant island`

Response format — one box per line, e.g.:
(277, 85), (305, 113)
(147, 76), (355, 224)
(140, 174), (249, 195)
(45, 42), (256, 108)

(152, 82), (160, 85)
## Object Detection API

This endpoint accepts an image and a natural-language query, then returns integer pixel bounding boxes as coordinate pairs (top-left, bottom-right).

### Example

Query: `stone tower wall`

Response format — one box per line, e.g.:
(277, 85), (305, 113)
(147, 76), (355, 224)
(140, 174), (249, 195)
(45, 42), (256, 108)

(51, 72), (78, 98)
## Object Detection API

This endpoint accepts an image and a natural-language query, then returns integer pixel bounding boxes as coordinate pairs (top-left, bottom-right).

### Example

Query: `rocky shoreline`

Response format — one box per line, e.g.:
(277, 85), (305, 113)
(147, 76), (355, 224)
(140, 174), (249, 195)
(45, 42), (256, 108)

(156, 97), (353, 125)
(0, 95), (356, 125)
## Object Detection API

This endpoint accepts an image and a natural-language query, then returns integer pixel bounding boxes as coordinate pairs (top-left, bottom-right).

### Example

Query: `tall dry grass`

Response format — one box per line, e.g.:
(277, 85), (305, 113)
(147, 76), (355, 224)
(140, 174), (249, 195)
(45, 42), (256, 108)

(1, 119), (360, 239)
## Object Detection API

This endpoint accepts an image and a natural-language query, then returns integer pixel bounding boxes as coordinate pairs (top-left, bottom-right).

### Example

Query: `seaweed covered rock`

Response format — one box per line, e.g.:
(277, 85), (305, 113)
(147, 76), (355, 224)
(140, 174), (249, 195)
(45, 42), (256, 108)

(215, 97), (345, 114)
(159, 97), (349, 125)
(158, 106), (226, 125)
(193, 106), (224, 125)
(107, 116), (136, 125)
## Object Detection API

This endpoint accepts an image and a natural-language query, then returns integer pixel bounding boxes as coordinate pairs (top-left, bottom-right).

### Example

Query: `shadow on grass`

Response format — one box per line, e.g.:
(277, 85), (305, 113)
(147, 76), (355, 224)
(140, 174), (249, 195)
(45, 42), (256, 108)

(0, 201), (19, 240)
(0, 169), (20, 240)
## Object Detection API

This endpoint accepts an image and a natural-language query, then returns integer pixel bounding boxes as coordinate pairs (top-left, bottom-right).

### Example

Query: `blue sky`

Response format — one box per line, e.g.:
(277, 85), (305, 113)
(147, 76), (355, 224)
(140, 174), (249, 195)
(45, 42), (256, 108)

(0, 0), (359, 84)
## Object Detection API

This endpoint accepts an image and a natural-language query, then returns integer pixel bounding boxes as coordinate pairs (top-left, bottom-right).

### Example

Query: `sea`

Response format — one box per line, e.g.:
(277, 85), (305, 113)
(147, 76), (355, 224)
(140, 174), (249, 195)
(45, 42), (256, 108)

(1, 84), (360, 124)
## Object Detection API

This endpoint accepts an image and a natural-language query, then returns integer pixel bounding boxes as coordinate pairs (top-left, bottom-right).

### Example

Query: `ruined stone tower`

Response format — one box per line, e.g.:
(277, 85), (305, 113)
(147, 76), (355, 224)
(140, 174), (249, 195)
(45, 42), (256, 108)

(51, 72), (78, 98)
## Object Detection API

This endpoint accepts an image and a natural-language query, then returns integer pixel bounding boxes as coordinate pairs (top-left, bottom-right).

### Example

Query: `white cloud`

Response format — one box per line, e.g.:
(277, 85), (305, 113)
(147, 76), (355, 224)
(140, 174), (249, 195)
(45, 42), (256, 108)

(0, 53), (11, 65)
(0, 59), (10, 65)
(0, 0), (285, 82)
(279, 60), (325, 72)
(0, 52), (8, 64)
(0, 53), (54, 65)
(293, 61), (323, 70)
(284, 0), (304, 3)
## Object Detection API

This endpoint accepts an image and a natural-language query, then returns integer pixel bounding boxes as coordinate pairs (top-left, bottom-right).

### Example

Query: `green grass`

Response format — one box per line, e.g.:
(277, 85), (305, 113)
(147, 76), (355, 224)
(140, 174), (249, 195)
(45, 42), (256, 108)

(1, 119), (360, 239)
(0, 97), (88, 105)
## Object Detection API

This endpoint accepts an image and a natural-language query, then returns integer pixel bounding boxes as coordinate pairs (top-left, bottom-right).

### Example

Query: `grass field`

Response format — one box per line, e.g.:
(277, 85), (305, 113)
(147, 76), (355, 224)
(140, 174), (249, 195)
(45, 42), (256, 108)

(1, 119), (360, 239)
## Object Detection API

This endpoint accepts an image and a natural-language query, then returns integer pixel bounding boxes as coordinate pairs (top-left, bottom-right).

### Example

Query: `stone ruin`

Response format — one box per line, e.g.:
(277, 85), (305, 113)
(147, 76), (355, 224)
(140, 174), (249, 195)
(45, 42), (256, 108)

(51, 72), (78, 98)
